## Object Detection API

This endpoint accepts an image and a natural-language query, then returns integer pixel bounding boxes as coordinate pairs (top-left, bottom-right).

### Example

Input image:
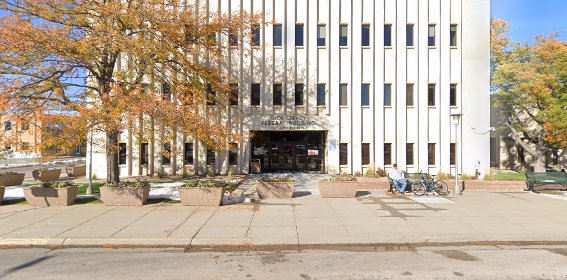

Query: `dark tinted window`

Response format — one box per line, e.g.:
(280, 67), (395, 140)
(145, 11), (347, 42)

(273, 24), (282, 46)
(229, 143), (238, 165)
(406, 84), (414, 106)
(119, 143), (127, 165)
(4, 121), (11, 131)
(384, 84), (392, 106)
(384, 143), (392, 165)
(162, 143), (171, 165)
(450, 84), (457, 106)
(340, 25), (348, 46)
(206, 84), (215, 105)
(317, 84), (326, 106)
(162, 82), (172, 100)
(428, 84), (436, 106)
(450, 24), (458, 47)
(207, 148), (216, 165)
(406, 24), (414, 46)
(428, 24), (435, 46)
(251, 24), (260, 46)
(384, 24), (392, 47)
(339, 143), (348, 165)
(428, 143), (436, 165)
(184, 142), (193, 165)
(361, 84), (370, 106)
(362, 25), (370, 46)
(340, 84), (348, 106)
(362, 143), (370, 165)
(251, 83), (261, 106)
(317, 25), (326, 46)
(140, 143), (148, 165)
(229, 28), (238, 46)
(450, 143), (456, 165)
(406, 143), (414, 165)
(229, 83), (238, 105)
(295, 24), (304, 46)
(273, 84), (282, 106)
(295, 84), (304, 106)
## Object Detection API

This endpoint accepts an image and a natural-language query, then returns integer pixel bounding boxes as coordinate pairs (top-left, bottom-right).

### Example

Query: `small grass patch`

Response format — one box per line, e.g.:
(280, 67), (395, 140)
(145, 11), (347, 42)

(147, 198), (180, 204)
(224, 182), (240, 194)
(1, 199), (27, 205)
(484, 171), (526, 181)
(77, 183), (105, 195)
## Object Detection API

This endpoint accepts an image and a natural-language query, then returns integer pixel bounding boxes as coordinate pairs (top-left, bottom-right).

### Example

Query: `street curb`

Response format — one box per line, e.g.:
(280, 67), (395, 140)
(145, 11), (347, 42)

(2, 239), (567, 251)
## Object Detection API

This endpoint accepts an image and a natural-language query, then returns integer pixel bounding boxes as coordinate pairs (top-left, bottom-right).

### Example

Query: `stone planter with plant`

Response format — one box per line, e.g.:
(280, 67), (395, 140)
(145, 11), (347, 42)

(179, 180), (226, 206)
(24, 181), (78, 207)
(32, 168), (61, 182)
(100, 179), (151, 206)
(319, 175), (359, 198)
(257, 177), (296, 199)
(0, 172), (26, 187)
(66, 165), (86, 177)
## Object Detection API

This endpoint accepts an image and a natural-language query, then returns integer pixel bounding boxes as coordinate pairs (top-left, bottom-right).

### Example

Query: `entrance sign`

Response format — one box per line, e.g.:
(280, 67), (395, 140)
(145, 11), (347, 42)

(260, 115), (316, 130)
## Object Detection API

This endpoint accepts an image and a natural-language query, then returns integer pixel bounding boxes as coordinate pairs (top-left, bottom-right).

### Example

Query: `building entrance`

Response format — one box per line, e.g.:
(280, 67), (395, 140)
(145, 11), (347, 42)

(251, 131), (326, 172)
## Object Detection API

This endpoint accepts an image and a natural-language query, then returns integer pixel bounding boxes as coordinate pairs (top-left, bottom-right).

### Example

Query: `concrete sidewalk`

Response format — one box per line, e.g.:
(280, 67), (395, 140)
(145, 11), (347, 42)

(1, 189), (567, 248)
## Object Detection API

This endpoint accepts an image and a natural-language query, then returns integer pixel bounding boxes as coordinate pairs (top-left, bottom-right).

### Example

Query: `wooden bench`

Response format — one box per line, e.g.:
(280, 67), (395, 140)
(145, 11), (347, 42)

(388, 173), (420, 193)
(525, 172), (567, 191)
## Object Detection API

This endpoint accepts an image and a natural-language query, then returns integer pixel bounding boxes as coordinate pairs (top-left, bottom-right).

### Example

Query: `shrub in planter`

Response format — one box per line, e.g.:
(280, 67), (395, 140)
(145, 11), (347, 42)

(256, 177), (296, 199)
(24, 181), (78, 207)
(32, 168), (61, 182)
(100, 179), (150, 206)
(179, 180), (226, 206)
(0, 172), (25, 186)
(319, 175), (358, 198)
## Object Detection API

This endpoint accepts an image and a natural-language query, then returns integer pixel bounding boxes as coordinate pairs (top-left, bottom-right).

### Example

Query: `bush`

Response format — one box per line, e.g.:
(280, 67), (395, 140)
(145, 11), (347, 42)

(376, 168), (387, 177)
(108, 178), (150, 188)
(259, 177), (295, 183)
(483, 170), (526, 181)
(0, 172), (20, 176)
(182, 180), (227, 188)
(39, 181), (74, 188)
(321, 175), (357, 182)
(436, 172), (455, 180)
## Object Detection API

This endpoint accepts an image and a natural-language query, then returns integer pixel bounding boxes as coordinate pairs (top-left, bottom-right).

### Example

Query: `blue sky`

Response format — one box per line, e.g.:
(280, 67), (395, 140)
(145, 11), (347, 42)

(491, 0), (567, 42)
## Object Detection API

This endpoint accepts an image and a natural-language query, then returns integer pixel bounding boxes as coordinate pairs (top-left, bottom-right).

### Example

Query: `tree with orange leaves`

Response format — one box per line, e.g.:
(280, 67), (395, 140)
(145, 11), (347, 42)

(491, 18), (566, 171)
(0, 0), (260, 183)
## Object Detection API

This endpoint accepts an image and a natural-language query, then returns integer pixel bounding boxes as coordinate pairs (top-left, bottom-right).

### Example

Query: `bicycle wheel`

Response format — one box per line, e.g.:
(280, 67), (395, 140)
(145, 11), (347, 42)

(412, 182), (427, 196)
(434, 180), (449, 195)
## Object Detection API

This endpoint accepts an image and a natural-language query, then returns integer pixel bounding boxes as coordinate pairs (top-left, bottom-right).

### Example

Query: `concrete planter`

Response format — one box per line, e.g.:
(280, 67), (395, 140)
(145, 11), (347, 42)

(66, 165), (86, 177)
(257, 181), (295, 199)
(100, 186), (150, 206)
(318, 181), (358, 198)
(32, 169), (61, 182)
(0, 187), (4, 205)
(24, 186), (78, 207)
(462, 180), (527, 191)
(179, 187), (224, 206)
(0, 173), (25, 186)
(355, 178), (390, 190)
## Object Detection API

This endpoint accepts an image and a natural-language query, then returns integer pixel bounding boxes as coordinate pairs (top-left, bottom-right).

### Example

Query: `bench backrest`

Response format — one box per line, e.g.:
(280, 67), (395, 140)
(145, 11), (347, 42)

(526, 172), (567, 179)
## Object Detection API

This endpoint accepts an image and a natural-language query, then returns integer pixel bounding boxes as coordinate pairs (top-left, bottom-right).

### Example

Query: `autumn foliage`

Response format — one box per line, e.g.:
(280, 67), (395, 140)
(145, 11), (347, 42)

(0, 0), (260, 183)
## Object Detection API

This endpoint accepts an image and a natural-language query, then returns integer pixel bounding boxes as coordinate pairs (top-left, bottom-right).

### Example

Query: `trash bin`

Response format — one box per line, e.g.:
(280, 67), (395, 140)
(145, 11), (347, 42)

(250, 159), (261, 174)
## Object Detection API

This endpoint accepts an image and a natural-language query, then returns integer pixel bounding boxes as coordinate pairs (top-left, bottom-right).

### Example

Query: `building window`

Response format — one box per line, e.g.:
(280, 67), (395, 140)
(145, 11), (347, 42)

(339, 143), (348, 165)
(273, 84), (283, 106)
(361, 84), (370, 106)
(251, 24), (261, 46)
(450, 143), (456, 165)
(251, 83), (261, 106)
(21, 121), (29, 131)
(406, 84), (414, 106)
(295, 24), (304, 46)
(450, 24), (458, 47)
(295, 83), (304, 106)
(229, 143), (238, 165)
(317, 84), (326, 106)
(229, 28), (238, 46)
(428, 84), (436, 106)
(21, 142), (30, 151)
(140, 143), (148, 165)
(184, 142), (193, 165)
(362, 24), (370, 47)
(162, 143), (171, 165)
(428, 24), (436, 46)
(406, 24), (414, 46)
(162, 82), (172, 100)
(4, 121), (11, 131)
(384, 143), (392, 166)
(362, 143), (370, 165)
(450, 84), (457, 106)
(273, 24), (283, 47)
(384, 84), (392, 106)
(406, 143), (414, 165)
(206, 84), (216, 105)
(428, 143), (436, 165)
(229, 83), (239, 105)
(384, 24), (392, 47)
(317, 24), (326, 46)
(339, 84), (348, 106)
(119, 143), (127, 165)
(207, 148), (215, 165)
(339, 24), (348, 46)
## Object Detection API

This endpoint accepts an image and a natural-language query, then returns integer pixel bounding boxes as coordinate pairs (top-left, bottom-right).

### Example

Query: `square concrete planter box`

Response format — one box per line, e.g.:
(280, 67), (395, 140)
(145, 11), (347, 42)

(0, 173), (25, 186)
(24, 186), (78, 207)
(32, 169), (61, 182)
(66, 165), (86, 177)
(179, 187), (224, 206)
(0, 187), (4, 205)
(257, 181), (295, 199)
(318, 181), (359, 198)
(355, 177), (390, 190)
(463, 180), (526, 191)
(100, 186), (150, 206)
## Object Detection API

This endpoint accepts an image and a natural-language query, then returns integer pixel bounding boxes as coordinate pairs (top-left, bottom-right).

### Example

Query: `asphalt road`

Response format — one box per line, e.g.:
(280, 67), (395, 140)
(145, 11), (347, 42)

(0, 246), (566, 280)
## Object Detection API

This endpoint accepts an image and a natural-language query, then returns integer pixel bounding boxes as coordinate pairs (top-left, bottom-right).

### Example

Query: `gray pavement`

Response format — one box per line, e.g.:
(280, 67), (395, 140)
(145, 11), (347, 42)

(1, 185), (567, 247)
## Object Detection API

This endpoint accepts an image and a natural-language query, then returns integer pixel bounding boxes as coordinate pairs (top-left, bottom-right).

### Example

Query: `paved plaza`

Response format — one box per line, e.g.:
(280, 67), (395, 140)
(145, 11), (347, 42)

(1, 173), (567, 248)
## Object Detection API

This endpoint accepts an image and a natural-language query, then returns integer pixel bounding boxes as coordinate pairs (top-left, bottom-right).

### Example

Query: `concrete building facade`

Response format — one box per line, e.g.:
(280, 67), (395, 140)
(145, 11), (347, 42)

(88, 0), (491, 179)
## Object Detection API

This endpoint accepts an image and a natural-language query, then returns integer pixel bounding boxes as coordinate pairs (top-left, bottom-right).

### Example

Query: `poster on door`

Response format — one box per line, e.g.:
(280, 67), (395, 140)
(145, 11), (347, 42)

(308, 150), (319, 156)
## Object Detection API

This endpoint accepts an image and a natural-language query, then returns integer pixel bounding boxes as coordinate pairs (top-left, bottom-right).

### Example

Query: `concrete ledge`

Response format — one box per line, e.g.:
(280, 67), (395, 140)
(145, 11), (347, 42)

(0, 238), (66, 247)
(463, 181), (527, 191)
(62, 238), (192, 247)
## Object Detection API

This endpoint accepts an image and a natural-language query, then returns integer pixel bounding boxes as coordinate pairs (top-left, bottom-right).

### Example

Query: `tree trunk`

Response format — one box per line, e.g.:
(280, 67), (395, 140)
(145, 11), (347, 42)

(106, 129), (120, 185)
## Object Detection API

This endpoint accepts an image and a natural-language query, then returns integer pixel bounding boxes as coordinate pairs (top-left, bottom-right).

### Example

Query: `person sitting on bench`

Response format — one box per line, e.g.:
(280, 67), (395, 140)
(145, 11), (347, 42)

(388, 163), (407, 194)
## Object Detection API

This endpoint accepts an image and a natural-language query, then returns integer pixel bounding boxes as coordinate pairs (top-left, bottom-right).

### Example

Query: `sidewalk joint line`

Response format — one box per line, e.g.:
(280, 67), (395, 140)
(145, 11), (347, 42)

(167, 206), (199, 238)
(55, 207), (117, 237)
(110, 206), (160, 237)
(0, 205), (79, 237)
(189, 207), (219, 242)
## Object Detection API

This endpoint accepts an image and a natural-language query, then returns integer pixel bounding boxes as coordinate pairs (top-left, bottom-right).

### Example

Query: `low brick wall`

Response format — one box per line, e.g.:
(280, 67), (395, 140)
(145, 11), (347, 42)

(462, 180), (527, 191)
(355, 180), (390, 190)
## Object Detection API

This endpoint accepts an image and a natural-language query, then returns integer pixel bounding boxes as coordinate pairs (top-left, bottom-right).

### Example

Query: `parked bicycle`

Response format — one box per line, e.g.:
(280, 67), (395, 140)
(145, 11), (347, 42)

(410, 171), (450, 196)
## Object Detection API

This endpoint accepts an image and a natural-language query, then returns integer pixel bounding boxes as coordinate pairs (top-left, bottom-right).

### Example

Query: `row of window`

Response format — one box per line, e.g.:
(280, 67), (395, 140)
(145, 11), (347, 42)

(4, 121), (30, 131)
(238, 23), (458, 48)
(340, 143), (456, 166)
(3, 143), (30, 151)
(118, 143), (239, 166)
(215, 83), (458, 107)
